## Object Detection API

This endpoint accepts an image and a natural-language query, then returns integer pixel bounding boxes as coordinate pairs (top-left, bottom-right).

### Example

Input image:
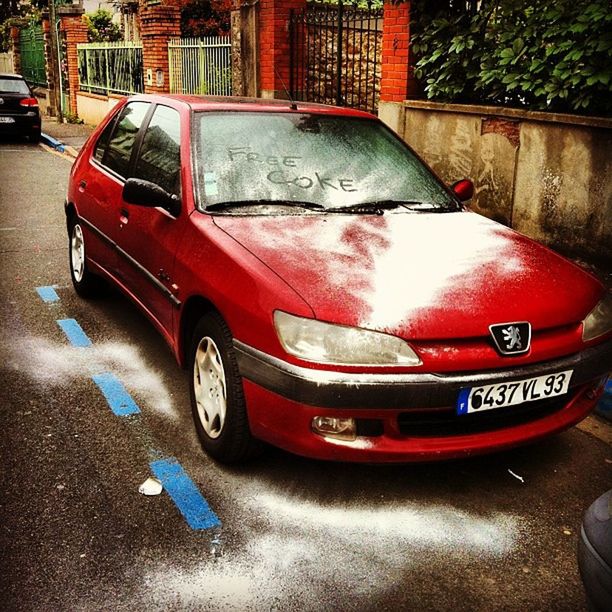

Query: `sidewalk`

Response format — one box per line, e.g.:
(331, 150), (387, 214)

(41, 116), (94, 155)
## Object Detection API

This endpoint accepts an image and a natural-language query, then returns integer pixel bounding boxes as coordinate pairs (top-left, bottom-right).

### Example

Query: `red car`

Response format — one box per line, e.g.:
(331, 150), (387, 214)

(66, 95), (612, 463)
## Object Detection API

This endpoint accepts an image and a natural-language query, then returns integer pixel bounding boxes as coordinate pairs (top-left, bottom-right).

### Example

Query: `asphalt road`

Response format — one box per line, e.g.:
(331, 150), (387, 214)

(0, 138), (610, 611)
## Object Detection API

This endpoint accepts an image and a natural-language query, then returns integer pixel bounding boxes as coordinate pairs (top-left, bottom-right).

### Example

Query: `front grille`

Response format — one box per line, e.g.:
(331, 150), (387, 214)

(397, 393), (572, 437)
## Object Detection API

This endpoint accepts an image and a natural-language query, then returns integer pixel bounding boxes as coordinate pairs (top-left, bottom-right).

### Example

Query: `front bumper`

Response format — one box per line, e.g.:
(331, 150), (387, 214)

(234, 338), (612, 408)
(234, 338), (612, 462)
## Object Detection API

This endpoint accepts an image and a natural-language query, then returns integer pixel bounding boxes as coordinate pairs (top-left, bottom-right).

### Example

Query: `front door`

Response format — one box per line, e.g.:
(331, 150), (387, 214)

(113, 104), (184, 341)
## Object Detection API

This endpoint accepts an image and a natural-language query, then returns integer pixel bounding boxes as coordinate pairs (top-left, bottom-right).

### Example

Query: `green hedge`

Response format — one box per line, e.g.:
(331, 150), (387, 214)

(411, 0), (611, 116)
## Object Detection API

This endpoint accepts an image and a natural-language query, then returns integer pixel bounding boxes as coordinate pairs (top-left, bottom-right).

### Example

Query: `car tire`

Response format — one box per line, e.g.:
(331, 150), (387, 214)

(68, 218), (104, 298)
(189, 311), (261, 463)
(28, 128), (41, 143)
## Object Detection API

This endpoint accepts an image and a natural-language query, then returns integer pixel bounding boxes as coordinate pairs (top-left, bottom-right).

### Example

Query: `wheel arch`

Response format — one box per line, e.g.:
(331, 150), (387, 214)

(65, 201), (77, 230)
(178, 295), (222, 369)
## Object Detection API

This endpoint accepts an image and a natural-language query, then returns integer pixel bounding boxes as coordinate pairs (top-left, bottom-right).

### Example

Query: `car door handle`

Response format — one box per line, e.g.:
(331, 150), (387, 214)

(119, 208), (129, 225)
(78, 180), (87, 192)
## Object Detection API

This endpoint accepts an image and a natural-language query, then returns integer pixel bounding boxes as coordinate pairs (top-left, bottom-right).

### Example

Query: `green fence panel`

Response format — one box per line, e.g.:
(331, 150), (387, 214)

(19, 25), (47, 87)
(77, 42), (144, 96)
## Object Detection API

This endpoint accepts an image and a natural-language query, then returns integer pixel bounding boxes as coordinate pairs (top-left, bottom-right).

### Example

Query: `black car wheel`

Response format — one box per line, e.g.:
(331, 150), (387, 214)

(189, 311), (261, 463)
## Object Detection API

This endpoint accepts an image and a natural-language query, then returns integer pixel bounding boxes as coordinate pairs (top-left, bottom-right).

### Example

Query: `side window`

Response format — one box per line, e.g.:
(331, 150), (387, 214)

(104, 102), (150, 178)
(93, 114), (117, 163)
(133, 105), (181, 196)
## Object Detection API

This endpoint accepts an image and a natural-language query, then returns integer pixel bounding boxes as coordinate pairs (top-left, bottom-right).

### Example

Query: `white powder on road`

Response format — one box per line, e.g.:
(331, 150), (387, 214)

(142, 487), (520, 609)
(6, 335), (178, 420)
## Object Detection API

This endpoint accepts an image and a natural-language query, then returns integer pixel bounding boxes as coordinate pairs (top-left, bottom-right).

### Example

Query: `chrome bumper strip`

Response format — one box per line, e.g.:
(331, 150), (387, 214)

(233, 338), (612, 408)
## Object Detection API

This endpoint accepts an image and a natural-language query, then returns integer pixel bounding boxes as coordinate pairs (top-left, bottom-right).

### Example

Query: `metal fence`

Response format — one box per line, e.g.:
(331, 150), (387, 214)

(168, 37), (232, 96)
(77, 42), (143, 96)
(19, 25), (47, 87)
(289, 0), (383, 113)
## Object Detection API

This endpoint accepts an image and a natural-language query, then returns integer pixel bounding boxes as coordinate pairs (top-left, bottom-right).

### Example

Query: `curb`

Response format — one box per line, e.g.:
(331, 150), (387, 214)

(40, 132), (80, 159)
(40, 132), (65, 153)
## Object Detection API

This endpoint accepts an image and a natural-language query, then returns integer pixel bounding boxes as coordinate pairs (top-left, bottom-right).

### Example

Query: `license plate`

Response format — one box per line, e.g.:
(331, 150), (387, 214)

(0, 117), (15, 123)
(457, 370), (573, 415)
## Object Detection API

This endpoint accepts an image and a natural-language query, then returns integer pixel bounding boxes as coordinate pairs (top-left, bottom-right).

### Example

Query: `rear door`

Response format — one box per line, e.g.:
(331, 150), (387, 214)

(78, 101), (152, 278)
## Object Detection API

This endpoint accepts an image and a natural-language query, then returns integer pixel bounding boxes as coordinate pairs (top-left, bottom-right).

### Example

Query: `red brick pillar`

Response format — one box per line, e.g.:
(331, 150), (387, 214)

(60, 15), (88, 115)
(258, 0), (306, 98)
(140, 4), (181, 94)
(9, 27), (21, 75)
(40, 17), (59, 116)
(380, 1), (418, 103)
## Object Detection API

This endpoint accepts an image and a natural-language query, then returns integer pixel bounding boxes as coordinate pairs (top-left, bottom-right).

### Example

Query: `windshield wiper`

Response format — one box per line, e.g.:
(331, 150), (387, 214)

(331, 200), (454, 215)
(205, 199), (326, 213)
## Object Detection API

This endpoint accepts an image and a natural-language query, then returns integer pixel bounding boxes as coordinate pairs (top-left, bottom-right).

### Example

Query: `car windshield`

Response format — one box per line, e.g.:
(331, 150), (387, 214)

(0, 78), (30, 94)
(193, 111), (458, 214)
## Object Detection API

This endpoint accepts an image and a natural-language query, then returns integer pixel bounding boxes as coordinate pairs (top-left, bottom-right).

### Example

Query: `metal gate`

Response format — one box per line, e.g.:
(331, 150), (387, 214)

(19, 25), (47, 87)
(289, 0), (383, 113)
(168, 37), (232, 96)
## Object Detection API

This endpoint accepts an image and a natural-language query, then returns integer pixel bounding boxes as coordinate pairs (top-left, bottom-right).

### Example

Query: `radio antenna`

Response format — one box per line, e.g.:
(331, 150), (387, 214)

(274, 67), (298, 110)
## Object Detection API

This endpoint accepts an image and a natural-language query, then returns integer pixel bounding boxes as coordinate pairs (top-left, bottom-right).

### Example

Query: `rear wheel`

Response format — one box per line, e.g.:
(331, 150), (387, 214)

(28, 128), (41, 143)
(189, 311), (261, 463)
(68, 218), (104, 297)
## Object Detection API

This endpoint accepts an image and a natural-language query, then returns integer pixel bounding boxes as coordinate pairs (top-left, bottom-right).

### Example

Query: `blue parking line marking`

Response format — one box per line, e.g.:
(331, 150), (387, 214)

(57, 318), (92, 348)
(92, 372), (141, 416)
(36, 286), (59, 303)
(150, 457), (221, 530)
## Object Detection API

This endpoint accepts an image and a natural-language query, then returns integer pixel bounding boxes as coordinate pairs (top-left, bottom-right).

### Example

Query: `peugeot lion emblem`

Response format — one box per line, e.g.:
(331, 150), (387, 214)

(489, 322), (531, 356)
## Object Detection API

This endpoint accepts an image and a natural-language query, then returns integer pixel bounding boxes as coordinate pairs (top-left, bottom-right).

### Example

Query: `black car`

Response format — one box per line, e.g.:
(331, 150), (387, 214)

(0, 73), (41, 142)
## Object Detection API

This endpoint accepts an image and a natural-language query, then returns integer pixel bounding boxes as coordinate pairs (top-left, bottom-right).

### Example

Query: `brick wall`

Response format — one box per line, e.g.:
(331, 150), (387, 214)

(140, 4), (181, 94)
(9, 27), (21, 75)
(380, 1), (417, 103)
(259, 0), (306, 98)
(60, 16), (88, 114)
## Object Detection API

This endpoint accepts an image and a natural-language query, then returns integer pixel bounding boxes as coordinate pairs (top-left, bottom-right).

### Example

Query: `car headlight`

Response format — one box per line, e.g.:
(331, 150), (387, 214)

(274, 311), (421, 366)
(582, 292), (612, 342)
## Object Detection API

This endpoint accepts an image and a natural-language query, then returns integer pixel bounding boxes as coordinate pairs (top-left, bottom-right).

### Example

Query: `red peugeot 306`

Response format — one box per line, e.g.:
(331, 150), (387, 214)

(66, 95), (612, 463)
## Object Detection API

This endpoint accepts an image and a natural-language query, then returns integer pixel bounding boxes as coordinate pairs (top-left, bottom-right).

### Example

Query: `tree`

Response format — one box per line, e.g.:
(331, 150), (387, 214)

(180, 0), (233, 38)
(411, 0), (612, 115)
(84, 9), (122, 43)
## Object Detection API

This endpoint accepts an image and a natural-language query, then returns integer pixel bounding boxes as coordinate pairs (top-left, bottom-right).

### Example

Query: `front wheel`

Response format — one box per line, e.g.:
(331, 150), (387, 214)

(189, 312), (261, 463)
(68, 218), (104, 297)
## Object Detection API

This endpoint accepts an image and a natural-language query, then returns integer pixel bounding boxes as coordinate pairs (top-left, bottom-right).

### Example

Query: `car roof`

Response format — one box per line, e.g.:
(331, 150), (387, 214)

(129, 94), (377, 119)
(0, 73), (26, 80)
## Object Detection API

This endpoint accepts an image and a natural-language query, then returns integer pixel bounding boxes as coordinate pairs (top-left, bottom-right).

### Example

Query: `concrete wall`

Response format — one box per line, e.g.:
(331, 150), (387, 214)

(31, 86), (51, 116)
(379, 100), (612, 264)
(76, 92), (122, 126)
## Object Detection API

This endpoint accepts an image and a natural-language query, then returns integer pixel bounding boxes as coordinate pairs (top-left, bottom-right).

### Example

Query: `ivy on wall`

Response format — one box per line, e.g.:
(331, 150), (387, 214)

(410, 0), (612, 116)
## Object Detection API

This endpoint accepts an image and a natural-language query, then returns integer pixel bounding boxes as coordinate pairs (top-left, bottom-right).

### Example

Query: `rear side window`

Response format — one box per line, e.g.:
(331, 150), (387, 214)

(133, 105), (181, 196)
(0, 78), (30, 94)
(104, 102), (150, 178)
(94, 115), (117, 163)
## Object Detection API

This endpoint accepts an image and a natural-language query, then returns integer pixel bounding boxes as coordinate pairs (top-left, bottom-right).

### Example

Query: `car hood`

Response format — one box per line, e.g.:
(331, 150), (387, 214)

(213, 211), (603, 339)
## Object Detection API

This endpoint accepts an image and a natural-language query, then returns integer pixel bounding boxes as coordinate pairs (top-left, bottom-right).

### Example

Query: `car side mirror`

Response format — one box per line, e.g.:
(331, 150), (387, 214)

(123, 178), (181, 217)
(450, 178), (474, 202)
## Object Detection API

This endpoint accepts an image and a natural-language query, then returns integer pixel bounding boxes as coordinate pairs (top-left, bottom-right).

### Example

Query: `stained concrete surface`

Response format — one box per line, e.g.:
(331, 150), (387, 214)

(0, 138), (610, 611)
